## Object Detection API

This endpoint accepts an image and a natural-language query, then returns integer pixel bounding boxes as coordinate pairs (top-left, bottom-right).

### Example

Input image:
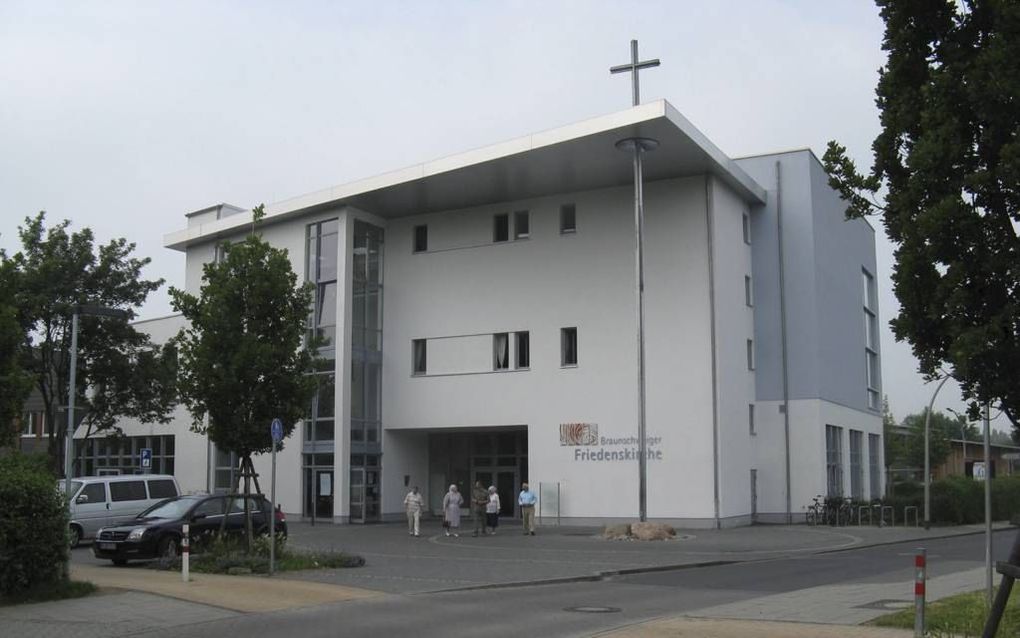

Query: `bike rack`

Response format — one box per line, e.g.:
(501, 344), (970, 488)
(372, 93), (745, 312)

(857, 505), (872, 526)
(903, 505), (919, 527)
(879, 505), (895, 527)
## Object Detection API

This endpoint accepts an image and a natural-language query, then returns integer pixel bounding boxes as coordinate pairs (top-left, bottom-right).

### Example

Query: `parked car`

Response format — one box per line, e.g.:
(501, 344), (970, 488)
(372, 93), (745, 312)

(60, 474), (180, 547)
(92, 493), (287, 565)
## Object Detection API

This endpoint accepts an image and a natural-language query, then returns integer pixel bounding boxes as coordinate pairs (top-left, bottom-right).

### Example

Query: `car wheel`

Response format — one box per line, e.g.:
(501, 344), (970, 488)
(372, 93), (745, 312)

(112, 559), (128, 566)
(69, 525), (82, 549)
(158, 535), (179, 561)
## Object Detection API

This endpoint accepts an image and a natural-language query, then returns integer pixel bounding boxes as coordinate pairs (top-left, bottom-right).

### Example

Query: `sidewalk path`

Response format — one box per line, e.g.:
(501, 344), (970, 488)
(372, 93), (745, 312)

(71, 563), (379, 612)
(599, 617), (912, 637)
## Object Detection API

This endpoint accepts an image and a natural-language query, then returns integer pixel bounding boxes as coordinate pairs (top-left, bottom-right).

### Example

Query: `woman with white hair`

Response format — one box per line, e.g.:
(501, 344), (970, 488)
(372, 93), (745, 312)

(485, 485), (501, 535)
(441, 484), (463, 537)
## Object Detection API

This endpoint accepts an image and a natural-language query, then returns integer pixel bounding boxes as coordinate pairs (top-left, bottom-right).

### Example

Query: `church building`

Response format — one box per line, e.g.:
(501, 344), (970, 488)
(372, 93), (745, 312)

(87, 99), (883, 527)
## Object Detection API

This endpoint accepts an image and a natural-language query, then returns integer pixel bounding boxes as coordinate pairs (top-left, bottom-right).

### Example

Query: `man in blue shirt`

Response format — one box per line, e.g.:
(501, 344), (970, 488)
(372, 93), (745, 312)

(518, 482), (537, 536)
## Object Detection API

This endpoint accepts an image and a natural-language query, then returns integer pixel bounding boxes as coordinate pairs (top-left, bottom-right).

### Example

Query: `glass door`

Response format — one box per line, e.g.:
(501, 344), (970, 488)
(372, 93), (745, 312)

(350, 467), (365, 523)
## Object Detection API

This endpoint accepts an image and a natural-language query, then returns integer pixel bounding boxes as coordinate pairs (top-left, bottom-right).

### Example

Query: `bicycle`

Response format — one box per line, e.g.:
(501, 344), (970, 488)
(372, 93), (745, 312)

(806, 495), (827, 526)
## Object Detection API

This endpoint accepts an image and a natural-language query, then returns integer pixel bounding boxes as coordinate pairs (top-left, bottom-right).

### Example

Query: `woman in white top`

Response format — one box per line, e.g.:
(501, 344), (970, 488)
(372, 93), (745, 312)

(403, 486), (424, 537)
(442, 484), (463, 537)
(485, 486), (501, 535)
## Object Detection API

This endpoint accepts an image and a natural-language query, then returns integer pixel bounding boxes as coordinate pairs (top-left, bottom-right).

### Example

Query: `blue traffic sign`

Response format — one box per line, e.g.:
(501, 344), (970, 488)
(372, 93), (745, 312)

(140, 448), (152, 468)
(271, 418), (283, 443)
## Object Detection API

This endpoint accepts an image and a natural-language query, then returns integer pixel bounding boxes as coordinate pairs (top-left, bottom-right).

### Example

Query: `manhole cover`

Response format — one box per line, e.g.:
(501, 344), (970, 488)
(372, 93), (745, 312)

(565, 606), (621, 614)
(857, 599), (913, 610)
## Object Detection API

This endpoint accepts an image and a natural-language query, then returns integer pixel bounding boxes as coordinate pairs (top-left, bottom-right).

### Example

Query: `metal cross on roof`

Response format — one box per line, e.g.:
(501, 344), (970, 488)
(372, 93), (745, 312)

(609, 40), (660, 107)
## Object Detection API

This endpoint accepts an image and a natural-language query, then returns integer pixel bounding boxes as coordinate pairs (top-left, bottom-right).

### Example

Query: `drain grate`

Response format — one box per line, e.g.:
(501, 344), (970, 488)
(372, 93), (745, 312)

(565, 606), (621, 614)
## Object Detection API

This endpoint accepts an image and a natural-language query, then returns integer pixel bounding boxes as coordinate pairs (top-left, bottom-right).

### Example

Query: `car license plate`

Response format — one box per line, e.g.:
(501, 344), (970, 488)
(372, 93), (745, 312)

(100, 542), (116, 550)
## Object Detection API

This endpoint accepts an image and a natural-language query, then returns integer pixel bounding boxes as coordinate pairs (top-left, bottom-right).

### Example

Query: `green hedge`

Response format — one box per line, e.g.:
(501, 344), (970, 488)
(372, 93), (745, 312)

(0, 453), (69, 597)
(884, 476), (1020, 525)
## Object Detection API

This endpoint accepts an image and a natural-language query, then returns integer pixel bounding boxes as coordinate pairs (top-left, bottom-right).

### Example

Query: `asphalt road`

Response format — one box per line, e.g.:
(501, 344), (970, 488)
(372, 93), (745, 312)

(109, 529), (1013, 638)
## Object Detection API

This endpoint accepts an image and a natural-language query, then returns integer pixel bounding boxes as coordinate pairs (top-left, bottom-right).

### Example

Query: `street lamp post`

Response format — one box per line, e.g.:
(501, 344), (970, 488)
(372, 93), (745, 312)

(923, 374), (952, 530)
(64, 304), (130, 498)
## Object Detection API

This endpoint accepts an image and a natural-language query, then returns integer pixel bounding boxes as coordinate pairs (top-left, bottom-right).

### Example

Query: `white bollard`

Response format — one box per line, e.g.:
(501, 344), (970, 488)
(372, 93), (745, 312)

(914, 547), (926, 637)
(182, 523), (190, 583)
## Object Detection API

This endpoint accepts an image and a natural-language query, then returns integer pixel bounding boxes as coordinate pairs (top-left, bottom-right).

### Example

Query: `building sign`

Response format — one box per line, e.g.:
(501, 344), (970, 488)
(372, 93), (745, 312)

(560, 423), (663, 461)
(973, 461), (987, 481)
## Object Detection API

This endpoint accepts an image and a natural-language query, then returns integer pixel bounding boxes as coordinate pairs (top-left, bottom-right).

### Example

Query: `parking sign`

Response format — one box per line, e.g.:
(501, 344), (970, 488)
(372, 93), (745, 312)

(140, 447), (152, 469)
(271, 418), (283, 443)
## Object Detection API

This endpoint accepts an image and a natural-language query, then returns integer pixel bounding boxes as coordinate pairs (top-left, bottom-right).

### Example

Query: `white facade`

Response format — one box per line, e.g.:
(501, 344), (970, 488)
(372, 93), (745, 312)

(81, 100), (882, 527)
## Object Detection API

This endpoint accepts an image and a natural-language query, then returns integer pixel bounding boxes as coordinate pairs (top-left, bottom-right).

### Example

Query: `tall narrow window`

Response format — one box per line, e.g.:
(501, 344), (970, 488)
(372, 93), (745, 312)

(742, 212), (751, 244)
(748, 404), (756, 435)
(863, 268), (880, 410)
(560, 204), (576, 234)
(493, 333), (509, 370)
(826, 424), (844, 497)
(493, 213), (510, 243)
(745, 275), (753, 307)
(746, 339), (755, 370)
(413, 225), (428, 253)
(868, 433), (882, 499)
(515, 331), (530, 369)
(513, 211), (529, 239)
(412, 339), (427, 375)
(849, 430), (863, 500)
(561, 327), (578, 367)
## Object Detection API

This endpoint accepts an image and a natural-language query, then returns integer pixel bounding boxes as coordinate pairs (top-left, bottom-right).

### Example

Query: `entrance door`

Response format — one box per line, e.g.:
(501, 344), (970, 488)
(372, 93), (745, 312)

(310, 469), (333, 520)
(496, 471), (516, 518)
(349, 468), (365, 523)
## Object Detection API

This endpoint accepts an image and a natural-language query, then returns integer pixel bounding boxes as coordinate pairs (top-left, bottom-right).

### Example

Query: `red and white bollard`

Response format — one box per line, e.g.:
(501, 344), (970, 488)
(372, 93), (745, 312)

(914, 547), (926, 637)
(182, 523), (190, 583)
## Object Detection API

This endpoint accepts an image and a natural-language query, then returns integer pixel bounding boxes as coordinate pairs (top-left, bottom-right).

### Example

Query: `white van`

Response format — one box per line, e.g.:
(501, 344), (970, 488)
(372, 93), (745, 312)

(63, 474), (180, 547)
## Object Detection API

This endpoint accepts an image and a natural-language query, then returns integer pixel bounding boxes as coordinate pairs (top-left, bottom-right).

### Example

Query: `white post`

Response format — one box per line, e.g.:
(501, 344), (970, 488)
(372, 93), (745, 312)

(984, 402), (992, 607)
(64, 311), (79, 499)
(914, 547), (926, 637)
(182, 523), (190, 583)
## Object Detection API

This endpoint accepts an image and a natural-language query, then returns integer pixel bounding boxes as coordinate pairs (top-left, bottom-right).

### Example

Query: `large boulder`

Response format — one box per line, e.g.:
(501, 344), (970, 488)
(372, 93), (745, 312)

(603, 524), (632, 540)
(630, 522), (675, 541)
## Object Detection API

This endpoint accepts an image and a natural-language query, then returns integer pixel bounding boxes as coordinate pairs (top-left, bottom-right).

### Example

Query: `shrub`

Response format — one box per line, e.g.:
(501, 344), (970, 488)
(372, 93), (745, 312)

(0, 453), (69, 597)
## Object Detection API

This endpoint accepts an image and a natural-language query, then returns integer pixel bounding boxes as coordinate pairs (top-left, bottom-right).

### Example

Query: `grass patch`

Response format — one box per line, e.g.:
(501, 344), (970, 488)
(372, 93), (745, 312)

(871, 588), (1020, 637)
(149, 533), (364, 575)
(0, 580), (97, 606)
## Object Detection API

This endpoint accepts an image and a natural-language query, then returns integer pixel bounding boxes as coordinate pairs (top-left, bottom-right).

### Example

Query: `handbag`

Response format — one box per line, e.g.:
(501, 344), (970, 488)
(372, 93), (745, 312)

(442, 519), (450, 530)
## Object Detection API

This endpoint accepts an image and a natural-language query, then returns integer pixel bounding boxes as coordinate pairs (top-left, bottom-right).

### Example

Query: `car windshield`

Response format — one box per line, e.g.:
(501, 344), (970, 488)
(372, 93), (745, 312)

(138, 498), (194, 520)
(58, 480), (83, 495)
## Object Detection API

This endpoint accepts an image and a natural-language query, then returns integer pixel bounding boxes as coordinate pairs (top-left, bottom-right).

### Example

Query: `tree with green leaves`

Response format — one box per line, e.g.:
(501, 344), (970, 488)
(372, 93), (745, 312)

(6, 213), (177, 473)
(898, 409), (966, 470)
(824, 1), (1019, 437)
(0, 257), (33, 448)
(170, 205), (318, 546)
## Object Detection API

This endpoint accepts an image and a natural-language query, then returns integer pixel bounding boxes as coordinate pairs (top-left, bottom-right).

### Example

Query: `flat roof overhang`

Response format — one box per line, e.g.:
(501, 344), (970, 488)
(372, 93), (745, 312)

(165, 100), (767, 252)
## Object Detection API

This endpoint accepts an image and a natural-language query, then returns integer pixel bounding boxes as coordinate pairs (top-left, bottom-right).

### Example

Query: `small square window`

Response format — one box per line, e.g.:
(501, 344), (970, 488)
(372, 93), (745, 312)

(412, 339), (427, 375)
(742, 213), (751, 245)
(413, 225), (428, 253)
(560, 204), (576, 234)
(514, 211), (529, 239)
(561, 327), (578, 367)
(493, 333), (509, 371)
(749, 404), (756, 435)
(746, 339), (755, 371)
(515, 331), (530, 369)
(493, 213), (509, 243)
(745, 275), (753, 307)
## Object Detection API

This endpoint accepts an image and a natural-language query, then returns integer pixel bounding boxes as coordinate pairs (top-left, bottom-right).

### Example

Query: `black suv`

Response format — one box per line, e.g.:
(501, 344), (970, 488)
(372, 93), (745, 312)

(93, 494), (287, 565)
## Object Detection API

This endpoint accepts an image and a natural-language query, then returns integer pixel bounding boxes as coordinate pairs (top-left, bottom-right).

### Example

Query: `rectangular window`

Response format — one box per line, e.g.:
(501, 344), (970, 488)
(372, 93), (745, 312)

(825, 425), (844, 497)
(493, 333), (509, 370)
(110, 480), (147, 502)
(742, 213), (751, 244)
(147, 479), (178, 499)
(412, 339), (427, 375)
(515, 331), (530, 369)
(561, 327), (578, 367)
(560, 204), (576, 234)
(746, 339), (755, 370)
(493, 213), (509, 243)
(748, 404), (756, 435)
(413, 225), (428, 253)
(745, 275), (753, 307)
(868, 433), (881, 499)
(849, 430), (863, 500)
(513, 211), (529, 239)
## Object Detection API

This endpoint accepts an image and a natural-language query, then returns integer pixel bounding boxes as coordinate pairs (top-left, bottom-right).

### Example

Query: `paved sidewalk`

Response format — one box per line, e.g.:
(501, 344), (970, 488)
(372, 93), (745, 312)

(599, 617), (912, 637)
(71, 563), (379, 612)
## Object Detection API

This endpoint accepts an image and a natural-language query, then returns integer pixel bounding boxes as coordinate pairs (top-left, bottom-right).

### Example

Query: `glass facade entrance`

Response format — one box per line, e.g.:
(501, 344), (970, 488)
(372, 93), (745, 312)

(428, 429), (527, 518)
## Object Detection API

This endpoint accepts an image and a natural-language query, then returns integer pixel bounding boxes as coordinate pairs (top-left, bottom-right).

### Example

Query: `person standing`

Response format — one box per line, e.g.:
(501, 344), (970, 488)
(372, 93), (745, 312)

(471, 481), (488, 537)
(442, 484), (463, 537)
(485, 485), (501, 535)
(403, 486), (423, 537)
(518, 482), (537, 536)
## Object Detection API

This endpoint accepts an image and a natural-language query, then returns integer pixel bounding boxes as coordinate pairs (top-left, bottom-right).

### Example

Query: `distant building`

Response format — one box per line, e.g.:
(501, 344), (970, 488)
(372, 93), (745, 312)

(933, 439), (1019, 480)
(85, 100), (883, 527)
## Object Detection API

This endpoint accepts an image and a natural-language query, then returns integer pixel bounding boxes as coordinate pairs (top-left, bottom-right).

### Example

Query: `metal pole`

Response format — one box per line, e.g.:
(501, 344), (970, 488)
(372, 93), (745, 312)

(924, 375), (951, 529)
(270, 440), (277, 576)
(914, 547), (926, 637)
(64, 311), (79, 499)
(984, 402), (993, 607)
(775, 161), (792, 524)
(630, 40), (640, 106)
(634, 143), (648, 523)
(182, 523), (190, 582)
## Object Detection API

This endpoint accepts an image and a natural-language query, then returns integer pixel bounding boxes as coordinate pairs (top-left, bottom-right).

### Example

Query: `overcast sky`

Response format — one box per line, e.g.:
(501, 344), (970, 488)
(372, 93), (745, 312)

(0, 1), (973, 421)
